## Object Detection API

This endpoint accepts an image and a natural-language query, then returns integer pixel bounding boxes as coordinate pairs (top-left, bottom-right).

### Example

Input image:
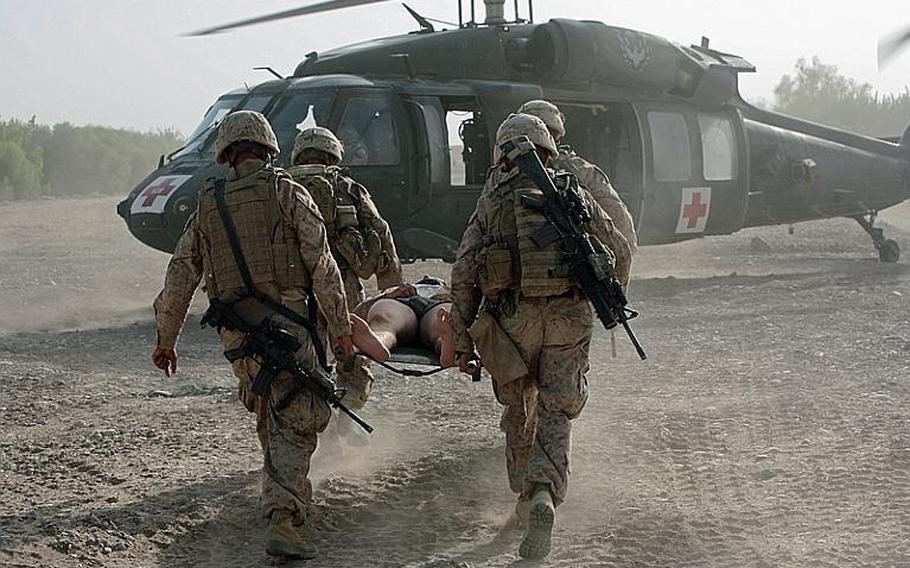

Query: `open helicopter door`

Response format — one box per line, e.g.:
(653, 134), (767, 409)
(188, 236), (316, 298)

(636, 103), (748, 244)
(329, 87), (415, 237)
(397, 94), (495, 261)
(559, 102), (645, 228)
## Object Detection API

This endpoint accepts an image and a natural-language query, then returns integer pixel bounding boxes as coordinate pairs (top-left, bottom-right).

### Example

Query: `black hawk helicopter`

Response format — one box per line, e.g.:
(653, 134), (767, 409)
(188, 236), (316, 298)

(117, 0), (910, 263)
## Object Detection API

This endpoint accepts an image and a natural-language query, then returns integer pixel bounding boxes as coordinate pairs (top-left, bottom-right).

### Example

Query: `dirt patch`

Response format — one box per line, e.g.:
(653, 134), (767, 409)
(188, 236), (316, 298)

(1, 197), (910, 566)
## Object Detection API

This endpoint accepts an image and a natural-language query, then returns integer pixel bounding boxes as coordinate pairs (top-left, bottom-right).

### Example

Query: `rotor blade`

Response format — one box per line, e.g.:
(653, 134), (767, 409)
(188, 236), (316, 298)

(186, 0), (394, 36)
(878, 25), (910, 68)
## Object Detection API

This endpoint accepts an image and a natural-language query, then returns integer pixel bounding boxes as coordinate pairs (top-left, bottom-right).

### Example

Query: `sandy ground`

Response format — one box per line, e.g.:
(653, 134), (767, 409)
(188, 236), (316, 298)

(1, 196), (910, 567)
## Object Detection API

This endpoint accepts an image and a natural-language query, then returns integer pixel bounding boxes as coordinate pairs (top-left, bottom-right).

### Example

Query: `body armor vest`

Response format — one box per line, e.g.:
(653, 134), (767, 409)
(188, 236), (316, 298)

(197, 166), (310, 300)
(288, 164), (386, 282)
(478, 172), (574, 298)
(288, 165), (360, 240)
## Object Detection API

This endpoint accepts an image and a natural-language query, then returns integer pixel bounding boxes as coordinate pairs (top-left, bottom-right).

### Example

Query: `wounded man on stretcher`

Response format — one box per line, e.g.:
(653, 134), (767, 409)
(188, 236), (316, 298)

(349, 275), (457, 369)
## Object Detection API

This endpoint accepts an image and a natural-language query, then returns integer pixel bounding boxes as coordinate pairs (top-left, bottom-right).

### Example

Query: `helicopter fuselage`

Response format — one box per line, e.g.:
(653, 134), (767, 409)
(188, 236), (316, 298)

(118, 19), (910, 261)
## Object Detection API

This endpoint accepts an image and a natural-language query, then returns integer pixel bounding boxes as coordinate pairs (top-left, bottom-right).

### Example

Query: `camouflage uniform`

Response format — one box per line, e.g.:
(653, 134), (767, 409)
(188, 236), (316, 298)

(154, 114), (350, 528)
(450, 116), (632, 510)
(518, 99), (638, 254)
(553, 149), (638, 254)
(289, 127), (403, 409)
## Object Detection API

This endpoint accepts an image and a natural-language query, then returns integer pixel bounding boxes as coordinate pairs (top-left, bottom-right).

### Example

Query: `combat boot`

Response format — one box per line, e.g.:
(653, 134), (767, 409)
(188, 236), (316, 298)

(518, 484), (555, 560)
(265, 509), (317, 559)
(513, 496), (531, 528)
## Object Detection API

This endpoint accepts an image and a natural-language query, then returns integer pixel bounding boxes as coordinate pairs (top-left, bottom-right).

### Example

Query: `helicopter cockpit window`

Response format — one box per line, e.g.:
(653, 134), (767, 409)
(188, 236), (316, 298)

(169, 96), (241, 161)
(186, 94), (275, 161)
(648, 111), (692, 182)
(445, 110), (489, 186)
(266, 92), (334, 165)
(698, 113), (738, 181)
(337, 97), (400, 166)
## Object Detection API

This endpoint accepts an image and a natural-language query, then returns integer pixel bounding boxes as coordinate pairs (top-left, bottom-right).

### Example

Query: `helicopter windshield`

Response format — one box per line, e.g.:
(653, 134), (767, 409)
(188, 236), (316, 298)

(172, 93), (274, 161)
(170, 95), (242, 161)
(266, 92), (334, 165)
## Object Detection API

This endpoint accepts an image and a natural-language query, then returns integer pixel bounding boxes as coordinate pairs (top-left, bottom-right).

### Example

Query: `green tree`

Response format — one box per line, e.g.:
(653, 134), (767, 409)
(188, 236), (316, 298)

(0, 139), (44, 199)
(774, 57), (910, 137)
(0, 117), (182, 200)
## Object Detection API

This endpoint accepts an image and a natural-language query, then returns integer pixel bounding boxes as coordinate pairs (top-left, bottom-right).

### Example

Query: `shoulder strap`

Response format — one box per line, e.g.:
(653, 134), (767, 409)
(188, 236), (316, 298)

(213, 179), (329, 370)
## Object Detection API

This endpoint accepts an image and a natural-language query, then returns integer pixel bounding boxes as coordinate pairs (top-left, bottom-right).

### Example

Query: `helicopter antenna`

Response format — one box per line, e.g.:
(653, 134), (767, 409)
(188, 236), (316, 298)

(253, 66), (285, 80)
(402, 4), (434, 32)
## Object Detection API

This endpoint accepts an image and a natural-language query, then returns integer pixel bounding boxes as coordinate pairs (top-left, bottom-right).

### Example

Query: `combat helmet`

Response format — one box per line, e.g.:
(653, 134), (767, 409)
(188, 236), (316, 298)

(518, 100), (566, 140)
(214, 110), (280, 164)
(493, 113), (558, 163)
(292, 127), (344, 165)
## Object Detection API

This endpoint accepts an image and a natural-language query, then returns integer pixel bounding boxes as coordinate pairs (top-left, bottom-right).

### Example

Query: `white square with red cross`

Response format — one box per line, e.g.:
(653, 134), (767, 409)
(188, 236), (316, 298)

(130, 175), (192, 215)
(676, 186), (711, 234)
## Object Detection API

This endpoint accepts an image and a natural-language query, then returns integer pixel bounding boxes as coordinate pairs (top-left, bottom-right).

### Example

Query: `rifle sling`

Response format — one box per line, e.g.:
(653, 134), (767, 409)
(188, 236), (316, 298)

(213, 179), (328, 370)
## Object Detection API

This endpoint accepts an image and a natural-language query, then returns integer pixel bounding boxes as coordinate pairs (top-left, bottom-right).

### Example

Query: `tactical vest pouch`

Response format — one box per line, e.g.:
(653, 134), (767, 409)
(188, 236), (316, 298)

(469, 311), (528, 386)
(337, 228), (381, 279)
(514, 188), (573, 297)
(335, 204), (359, 230)
(271, 241), (311, 291)
(479, 244), (517, 298)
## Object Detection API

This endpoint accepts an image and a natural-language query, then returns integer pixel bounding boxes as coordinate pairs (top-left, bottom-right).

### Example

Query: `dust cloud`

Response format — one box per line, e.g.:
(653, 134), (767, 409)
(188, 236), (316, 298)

(2, 197), (910, 567)
(0, 197), (202, 335)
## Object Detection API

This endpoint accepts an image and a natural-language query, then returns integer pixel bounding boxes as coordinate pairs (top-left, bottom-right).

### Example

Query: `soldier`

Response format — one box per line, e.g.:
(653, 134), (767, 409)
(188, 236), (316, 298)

(450, 114), (632, 559)
(150, 111), (354, 560)
(288, 127), (403, 412)
(517, 99), (638, 254)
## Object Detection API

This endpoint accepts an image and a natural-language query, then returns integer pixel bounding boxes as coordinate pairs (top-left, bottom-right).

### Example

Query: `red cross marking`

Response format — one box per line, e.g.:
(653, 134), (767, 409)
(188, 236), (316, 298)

(682, 191), (708, 229)
(141, 178), (178, 207)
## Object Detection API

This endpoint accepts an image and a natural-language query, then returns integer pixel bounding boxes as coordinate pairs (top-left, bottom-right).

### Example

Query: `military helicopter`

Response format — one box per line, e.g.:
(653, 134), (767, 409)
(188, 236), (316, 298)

(117, 0), (910, 263)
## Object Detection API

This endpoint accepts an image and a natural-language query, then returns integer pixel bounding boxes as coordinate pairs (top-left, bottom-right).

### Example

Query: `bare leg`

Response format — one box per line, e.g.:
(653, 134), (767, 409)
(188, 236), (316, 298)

(350, 314), (391, 363)
(365, 299), (419, 353)
(418, 303), (456, 367)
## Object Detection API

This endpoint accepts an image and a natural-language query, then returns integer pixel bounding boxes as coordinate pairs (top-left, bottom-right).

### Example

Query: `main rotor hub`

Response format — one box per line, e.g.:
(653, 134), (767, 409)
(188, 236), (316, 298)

(483, 0), (506, 25)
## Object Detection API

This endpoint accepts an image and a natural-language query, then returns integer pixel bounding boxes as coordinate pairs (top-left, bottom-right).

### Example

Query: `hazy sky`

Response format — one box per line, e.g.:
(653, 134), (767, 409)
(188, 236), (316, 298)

(2, 0), (909, 134)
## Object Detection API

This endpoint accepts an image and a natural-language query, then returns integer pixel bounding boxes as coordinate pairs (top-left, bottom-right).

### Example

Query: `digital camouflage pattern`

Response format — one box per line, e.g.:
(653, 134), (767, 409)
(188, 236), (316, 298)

(287, 164), (403, 305)
(518, 100), (566, 139)
(554, 149), (638, 254)
(292, 126), (345, 163)
(493, 113), (558, 164)
(153, 157), (351, 522)
(288, 160), (403, 411)
(214, 110), (280, 164)
(517, 99), (637, 252)
(491, 293), (592, 505)
(450, 156), (632, 509)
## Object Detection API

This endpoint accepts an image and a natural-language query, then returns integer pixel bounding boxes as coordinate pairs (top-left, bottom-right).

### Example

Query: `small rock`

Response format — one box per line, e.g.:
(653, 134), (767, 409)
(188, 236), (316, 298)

(750, 236), (773, 253)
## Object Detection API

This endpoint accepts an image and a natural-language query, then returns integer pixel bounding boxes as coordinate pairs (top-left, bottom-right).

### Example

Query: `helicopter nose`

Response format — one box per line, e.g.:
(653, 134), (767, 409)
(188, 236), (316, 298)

(116, 198), (130, 221)
(119, 172), (201, 253)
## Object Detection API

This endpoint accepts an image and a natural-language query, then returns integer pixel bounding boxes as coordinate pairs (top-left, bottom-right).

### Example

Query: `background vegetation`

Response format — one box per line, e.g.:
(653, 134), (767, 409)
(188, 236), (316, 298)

(772, 56), (910, 137)
(0, 117), (182, 200)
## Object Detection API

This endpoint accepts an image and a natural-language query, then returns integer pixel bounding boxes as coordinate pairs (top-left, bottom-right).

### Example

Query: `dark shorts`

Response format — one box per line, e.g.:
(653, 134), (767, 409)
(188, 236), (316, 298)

(395, 295), (445, 319)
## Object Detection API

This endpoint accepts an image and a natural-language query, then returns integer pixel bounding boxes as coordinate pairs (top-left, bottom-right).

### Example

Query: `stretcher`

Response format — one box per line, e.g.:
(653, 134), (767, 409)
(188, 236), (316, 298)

(372, 347), (482, 381)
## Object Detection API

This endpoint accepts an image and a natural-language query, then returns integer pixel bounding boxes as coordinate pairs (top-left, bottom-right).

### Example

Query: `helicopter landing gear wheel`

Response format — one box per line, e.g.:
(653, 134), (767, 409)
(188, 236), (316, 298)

(852, 212), (900, 263)
(879, 239), (900, 263)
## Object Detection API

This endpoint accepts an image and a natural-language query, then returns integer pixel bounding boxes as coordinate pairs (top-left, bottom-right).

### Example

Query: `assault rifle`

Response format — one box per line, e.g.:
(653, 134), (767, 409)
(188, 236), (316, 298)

(499, 136), (647, 360)
(201, 299), (373, 433)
